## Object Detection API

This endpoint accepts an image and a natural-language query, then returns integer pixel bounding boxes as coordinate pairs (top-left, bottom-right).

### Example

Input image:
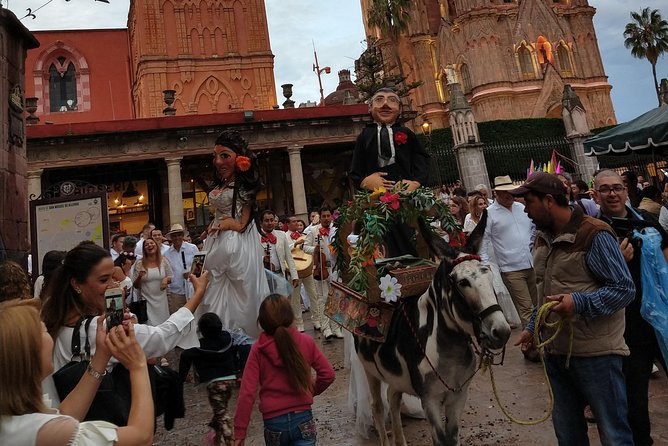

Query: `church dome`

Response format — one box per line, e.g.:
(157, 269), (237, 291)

(324, 69), (359, 106)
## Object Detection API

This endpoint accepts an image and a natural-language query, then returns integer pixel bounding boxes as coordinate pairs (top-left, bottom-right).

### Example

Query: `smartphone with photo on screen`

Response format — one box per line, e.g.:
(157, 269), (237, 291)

(191, 252), (207, 278)
(105, 287), (124, 331)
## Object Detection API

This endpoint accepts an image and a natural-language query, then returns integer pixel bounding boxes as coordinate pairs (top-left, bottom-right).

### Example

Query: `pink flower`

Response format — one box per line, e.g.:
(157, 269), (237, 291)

(394, 131), (408, 145)
(380, 192), (400, 210)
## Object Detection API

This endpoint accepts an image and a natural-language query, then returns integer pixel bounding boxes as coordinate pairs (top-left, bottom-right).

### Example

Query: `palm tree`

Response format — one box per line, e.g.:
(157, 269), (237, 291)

(366, 0), (412, 86)
(624, 7), (668, 106)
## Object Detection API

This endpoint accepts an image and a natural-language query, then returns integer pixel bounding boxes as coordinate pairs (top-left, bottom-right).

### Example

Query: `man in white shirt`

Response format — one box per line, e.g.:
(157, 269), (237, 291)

(303, 206), (343, 340)
(481, 175), (538, 341)
(163, 224), (200, 314)
(110, 233), (124, 262)
(259, 210), (301, 327)
(285, 214), (319, 332)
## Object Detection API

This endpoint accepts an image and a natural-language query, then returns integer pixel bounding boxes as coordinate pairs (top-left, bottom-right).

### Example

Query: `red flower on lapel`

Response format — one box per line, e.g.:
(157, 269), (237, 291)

(394, 131), (408, 146)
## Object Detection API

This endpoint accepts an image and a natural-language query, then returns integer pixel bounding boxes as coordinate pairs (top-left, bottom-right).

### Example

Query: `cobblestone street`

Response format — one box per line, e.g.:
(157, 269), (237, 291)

(154, 316), (668, 446)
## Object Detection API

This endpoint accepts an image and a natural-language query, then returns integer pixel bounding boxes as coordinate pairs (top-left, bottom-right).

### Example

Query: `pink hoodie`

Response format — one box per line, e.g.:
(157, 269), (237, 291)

(233, 326), (335, 440)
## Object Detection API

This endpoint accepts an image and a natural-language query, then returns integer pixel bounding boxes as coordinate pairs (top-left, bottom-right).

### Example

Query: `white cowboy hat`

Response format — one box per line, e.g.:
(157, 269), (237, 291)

(166, 223), (185, 237)
(492, 175), (516, 191)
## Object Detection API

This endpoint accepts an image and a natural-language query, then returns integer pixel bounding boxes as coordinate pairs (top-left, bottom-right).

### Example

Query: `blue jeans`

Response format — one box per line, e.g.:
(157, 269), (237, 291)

(545, 353), (634, 446)
(263, 410), (316, 446)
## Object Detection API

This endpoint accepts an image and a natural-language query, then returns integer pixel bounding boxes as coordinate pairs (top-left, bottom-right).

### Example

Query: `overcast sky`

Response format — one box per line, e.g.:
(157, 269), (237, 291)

(6, 0), (667, 123)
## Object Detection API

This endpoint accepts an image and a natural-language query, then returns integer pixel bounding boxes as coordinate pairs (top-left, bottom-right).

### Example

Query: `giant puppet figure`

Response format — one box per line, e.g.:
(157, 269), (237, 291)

(349, 88), (430, 257)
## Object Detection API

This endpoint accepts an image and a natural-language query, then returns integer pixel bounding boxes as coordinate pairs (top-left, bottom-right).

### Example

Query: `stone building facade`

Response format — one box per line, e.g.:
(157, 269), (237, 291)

(128, 0), (277, 117)
(0, 9), (39, 262)
(360, 0), (616, 130)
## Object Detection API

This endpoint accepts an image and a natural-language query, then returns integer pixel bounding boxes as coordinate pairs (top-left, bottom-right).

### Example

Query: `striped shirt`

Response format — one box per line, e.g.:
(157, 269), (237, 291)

(526, 231), (635, 334)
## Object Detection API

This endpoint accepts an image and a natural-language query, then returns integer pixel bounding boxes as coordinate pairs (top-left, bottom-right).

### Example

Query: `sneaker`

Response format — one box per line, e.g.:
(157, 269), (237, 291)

(296, 324), (305, 333)
(333, 327), (344, 339)
(313, 323), (321, 331)
(323, 328), (334, 340)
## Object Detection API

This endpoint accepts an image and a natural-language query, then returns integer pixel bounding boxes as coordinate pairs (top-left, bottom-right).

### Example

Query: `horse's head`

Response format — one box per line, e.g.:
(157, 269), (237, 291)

(420, 210), (511, 350)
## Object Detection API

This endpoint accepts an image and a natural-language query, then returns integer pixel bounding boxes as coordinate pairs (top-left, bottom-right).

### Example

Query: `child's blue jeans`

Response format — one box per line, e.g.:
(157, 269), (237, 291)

(263, 410), (316, 446)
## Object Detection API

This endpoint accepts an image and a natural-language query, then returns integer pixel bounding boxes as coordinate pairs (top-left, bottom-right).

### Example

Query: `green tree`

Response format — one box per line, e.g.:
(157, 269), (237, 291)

(624, 7), (668, 106)
(354, 38), (421, 102)
(366, 0), (412, 87)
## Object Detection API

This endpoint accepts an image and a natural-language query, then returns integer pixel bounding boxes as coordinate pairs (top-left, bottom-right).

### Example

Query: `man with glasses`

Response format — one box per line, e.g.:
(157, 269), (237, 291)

(594, 169), (668, 446)
(349, 87), (430, 257)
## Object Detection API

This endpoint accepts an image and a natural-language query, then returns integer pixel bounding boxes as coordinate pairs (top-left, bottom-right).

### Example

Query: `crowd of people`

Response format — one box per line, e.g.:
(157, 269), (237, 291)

(1, 86), (668, 446)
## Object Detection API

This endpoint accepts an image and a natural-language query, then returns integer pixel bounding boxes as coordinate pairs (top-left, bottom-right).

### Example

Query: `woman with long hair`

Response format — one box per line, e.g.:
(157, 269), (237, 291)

(0, 298), (153, 446)
(233, 295), (335, 446)
(40, 241), (209, 406)
(463, 194), (488, 234)
(33, 251), (67, 299)
(197, 130), (270, 338)
(132, 238), (172, 326)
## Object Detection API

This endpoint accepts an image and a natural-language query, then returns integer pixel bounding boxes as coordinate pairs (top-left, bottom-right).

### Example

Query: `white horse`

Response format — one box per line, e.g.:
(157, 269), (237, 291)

(354, 213), (511, 445)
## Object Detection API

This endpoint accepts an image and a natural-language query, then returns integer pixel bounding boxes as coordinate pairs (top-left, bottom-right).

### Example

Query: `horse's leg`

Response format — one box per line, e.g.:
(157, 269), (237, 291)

(442, 388), (469, 446)
(365, 372), (390, 446)
(420, 390), (451, 446)
(386, 386), (407, 446)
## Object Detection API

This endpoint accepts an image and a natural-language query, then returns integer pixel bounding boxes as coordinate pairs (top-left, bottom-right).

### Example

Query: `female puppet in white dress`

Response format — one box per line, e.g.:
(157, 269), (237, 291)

(196, 130), (270, 339)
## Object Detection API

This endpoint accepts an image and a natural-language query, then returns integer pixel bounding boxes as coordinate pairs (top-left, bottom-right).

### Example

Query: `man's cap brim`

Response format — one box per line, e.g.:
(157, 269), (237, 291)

(508, 186), (531, 196)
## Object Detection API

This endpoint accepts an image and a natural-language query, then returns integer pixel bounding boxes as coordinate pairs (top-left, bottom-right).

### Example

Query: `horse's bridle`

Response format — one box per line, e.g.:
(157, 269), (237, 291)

(449, 254), (503, 339)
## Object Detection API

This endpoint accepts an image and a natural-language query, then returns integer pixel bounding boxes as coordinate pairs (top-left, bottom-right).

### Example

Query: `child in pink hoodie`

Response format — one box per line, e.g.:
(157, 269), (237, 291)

(233, 294), (335, 446)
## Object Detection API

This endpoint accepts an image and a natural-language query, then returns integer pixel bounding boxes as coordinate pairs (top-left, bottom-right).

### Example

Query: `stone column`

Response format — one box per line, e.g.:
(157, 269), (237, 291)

(454, 143), (491, 193)
(27, 169), (43, 201)
(165, 157), (184, 227)
(569, 136), (599, 182)
(0, 9), (39, 264)
(287, 145), (308, 222)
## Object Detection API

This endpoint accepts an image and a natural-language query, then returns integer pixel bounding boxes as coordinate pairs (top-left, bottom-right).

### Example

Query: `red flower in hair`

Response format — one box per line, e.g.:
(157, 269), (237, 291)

(394, 131), (408, 145)
(235, 156), (251, 172)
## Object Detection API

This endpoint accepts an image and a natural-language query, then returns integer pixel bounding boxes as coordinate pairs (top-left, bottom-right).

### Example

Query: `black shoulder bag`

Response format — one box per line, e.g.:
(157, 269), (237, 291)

(52, 316), (132, 426)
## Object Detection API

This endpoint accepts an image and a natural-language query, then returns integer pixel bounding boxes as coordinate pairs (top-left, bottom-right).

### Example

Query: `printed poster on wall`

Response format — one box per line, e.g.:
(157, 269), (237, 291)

(30, 192), (109, 275)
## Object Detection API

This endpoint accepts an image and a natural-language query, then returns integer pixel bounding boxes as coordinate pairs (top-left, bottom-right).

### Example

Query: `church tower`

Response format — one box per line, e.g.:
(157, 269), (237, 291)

(129, 0), (277, 117)
(360, 0), (616, 130)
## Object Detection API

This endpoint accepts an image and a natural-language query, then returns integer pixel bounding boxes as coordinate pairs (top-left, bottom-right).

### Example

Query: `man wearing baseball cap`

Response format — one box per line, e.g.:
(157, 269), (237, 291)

(511, 172), (635, 445)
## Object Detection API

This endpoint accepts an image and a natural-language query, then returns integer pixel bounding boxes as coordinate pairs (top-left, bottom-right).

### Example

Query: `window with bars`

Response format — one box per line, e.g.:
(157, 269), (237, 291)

(518, 46), (536, 80)
(460, 64), (472, 93)
(49, 58), (78, 112)
(557, 44), (573, 77)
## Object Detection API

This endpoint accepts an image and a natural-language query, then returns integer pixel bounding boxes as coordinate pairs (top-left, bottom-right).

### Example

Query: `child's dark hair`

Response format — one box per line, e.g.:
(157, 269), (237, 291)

(198, 312), (223, 339)
(258, 294), (313, 394)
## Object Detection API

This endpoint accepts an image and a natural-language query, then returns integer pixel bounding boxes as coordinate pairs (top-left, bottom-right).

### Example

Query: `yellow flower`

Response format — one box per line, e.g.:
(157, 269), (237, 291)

(370, 186), (387, 199)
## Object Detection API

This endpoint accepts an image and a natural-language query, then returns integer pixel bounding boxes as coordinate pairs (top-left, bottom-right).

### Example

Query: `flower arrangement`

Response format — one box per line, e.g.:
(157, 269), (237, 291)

(333, 185), (459, 295)
(235, 155), (251, 172)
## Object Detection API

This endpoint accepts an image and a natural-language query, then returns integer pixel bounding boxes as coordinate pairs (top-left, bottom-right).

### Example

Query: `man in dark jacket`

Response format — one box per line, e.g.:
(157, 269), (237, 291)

(349, 88), (430, 257)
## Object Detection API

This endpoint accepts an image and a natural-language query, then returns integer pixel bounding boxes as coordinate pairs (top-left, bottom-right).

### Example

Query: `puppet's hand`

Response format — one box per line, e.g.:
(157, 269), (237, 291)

(361, 172), (394, 190)
(399, 179), (420, 192)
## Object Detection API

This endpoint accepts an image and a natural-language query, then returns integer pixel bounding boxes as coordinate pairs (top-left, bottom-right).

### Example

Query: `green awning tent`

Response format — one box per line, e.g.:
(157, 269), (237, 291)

(584, 105), (668, 156)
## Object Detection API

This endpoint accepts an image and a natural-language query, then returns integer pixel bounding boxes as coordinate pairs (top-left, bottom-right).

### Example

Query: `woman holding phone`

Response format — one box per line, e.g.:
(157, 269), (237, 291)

(197, 130), (269, 339)
(0, 298), (154, 446)
(40, 241), (210, 407)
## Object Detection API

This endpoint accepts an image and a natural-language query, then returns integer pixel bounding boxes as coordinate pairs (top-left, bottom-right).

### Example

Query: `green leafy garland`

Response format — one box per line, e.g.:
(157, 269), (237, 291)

(333, 186), (460, 295)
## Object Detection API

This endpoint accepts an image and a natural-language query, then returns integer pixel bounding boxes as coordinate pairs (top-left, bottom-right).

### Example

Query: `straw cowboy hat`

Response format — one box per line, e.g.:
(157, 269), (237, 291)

(166, 223), (186, 237)
(492, 175), (516, 191)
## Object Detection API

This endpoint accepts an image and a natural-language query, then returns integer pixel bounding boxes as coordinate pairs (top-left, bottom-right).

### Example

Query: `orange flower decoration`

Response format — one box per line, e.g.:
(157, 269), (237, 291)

(235, 156), (251, 172)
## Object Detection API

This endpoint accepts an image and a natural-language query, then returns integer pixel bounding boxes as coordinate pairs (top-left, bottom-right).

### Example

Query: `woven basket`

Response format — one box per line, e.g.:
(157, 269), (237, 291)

(389, 262), (437, 298)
